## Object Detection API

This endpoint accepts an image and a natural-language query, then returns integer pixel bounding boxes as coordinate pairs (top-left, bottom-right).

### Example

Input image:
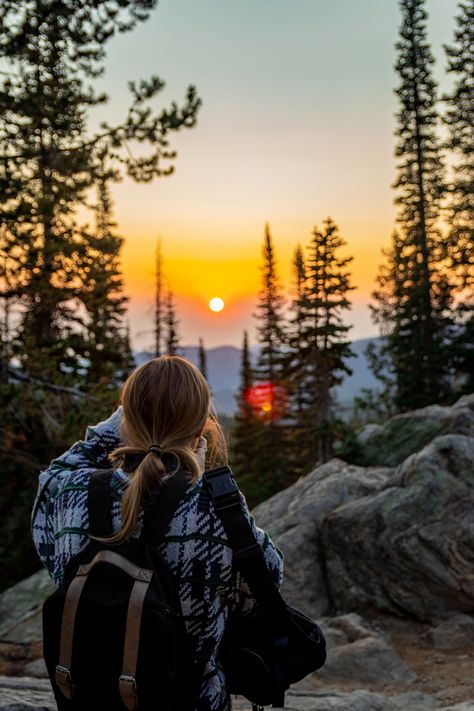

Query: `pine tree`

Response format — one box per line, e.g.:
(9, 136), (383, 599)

(255, 224), (286, 388)
(283, 245), (314, 475)
(358, 232), (405, 422)
(297, 218), (356, 464)
(0, 0), (200, 381)
(252, 224), (290, 495)
(231, 331), (266, 506)
(0, 0), (200, 588)
(443, 0), (474, 394)
(0, 227), (17, 375)
(371, 0), (455, 411)
(198, 337), (208, 380)
(165, 290), (179, 356)
(80, 157), (133, 387)
(154, 239), (164, 358)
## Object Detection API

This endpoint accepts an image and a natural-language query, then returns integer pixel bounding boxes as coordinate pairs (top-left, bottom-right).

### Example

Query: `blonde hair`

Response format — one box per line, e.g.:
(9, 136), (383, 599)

(100, 355), (227, 544)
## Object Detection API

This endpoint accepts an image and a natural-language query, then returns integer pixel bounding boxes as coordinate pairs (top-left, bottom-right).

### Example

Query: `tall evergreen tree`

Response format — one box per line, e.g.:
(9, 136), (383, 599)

(253, 224), (288, 495)
(370, 0), (455, 411)
(287, 245), (307, 415)
(80, 157), (133, 386)
(165, 290), (179, 356)
(198, 337), (207, 380)
(0, 1), (200, 588)
(358, 232), (406, 422)
(0, 227), (18, 374)
(443, 0), (474, 393)
(0, 0), (200, 380)
(231, 331), (265, 506)
(297, 218), (356, 464)
(255, 224), (286, 388)
(283, 245), (313, 475)
(154, 239), (164, 358)
(444, 0), (474, 294)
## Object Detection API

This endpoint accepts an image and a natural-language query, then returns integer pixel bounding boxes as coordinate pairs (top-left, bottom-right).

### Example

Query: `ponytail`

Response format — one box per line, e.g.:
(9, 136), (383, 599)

(92, 356), (227, 544)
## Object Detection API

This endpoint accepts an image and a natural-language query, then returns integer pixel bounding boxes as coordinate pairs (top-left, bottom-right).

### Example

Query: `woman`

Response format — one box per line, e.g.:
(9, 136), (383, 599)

(32, 355), (283, 711)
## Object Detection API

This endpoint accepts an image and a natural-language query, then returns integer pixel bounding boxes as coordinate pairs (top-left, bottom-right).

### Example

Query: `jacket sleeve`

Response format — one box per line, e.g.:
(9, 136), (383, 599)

(230, 492), (284, 615)
(31, 407), (123, 583)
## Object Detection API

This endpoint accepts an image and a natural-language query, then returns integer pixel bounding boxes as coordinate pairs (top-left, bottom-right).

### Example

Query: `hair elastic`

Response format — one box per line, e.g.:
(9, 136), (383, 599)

(147, 443), (162, 455)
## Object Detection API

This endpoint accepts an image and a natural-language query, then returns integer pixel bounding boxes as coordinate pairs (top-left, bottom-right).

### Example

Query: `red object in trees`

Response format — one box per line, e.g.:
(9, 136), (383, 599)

(244, 381), (288, 422)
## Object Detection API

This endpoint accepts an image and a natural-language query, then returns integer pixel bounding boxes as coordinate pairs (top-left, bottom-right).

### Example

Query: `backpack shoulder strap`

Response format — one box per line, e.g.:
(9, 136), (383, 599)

(88, 469), (115, 537)
(140, 469), (193, 544)
(203, 466), (287, 618)
(88, 467), (192, 543)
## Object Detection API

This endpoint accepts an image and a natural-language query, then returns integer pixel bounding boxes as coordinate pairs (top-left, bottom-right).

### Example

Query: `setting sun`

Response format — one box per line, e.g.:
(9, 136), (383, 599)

(209, 297), (225, 313)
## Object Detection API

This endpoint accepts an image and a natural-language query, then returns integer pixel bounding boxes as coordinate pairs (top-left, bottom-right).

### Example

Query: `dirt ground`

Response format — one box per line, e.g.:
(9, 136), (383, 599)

(306, 611), (474, 707)
(1, 611), (473, 707)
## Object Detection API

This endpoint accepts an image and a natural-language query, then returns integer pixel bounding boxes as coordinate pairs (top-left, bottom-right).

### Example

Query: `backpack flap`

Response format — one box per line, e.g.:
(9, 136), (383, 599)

(43, 468), (201, 711)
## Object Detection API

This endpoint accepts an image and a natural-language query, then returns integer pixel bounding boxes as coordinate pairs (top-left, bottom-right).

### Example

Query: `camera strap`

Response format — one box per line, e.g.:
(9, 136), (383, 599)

(203, 465), (290, 621)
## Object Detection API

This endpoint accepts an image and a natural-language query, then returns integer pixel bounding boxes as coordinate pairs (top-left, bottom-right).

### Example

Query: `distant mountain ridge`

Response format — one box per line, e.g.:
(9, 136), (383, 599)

(134, 336), (381, 416)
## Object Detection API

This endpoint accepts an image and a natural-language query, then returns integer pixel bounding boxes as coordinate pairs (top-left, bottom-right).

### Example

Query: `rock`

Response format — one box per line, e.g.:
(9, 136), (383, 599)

(442, 704), (474, 711)
(23, 658), (48, 679)
(322, 434), (474, 621)
(389, 691), (441, 710)
(233, 689), (398, 710)
(426, 615), (474, 650)
(318, 614), (416, 685)
(357, 423), (383, 445)
(0, 676), (54, 710)
(252, 458), (393, 617)
(356, 394), (474, 467)
(0, 607), (43, 645)
(0, 571), (54, 642)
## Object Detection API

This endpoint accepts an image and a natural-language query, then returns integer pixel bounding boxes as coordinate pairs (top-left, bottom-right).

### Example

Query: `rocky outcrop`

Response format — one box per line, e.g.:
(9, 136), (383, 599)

(355, 394), (474, 467)
(253, 458), (393, 617)
(323, 434), (474, 621)
(254, 394), (474, 624)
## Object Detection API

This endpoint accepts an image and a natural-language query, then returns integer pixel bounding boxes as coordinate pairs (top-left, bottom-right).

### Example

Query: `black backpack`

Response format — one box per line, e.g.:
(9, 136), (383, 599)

(42, 468), (204, 711)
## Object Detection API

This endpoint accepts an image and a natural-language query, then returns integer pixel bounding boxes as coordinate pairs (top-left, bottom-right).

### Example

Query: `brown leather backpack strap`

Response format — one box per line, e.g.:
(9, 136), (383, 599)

(55, 571), (88, 699)
(119, 577), (152, 711)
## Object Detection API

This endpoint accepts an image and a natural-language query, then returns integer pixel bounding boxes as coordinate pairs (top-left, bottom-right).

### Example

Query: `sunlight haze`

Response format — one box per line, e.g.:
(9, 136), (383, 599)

(92, 0), (459, 349)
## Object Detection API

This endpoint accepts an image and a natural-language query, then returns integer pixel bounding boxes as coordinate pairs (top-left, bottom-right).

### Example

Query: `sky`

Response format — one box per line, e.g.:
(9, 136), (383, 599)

(92, 0), (460, 350)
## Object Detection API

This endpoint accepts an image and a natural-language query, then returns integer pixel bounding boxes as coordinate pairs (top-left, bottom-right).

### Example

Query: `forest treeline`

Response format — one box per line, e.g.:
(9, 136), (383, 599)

(232, 0), (473, 505)
(0, 0), (472, 588)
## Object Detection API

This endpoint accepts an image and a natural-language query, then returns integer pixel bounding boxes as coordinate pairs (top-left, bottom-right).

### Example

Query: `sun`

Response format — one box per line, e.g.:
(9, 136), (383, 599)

(209, 297), (224, 313)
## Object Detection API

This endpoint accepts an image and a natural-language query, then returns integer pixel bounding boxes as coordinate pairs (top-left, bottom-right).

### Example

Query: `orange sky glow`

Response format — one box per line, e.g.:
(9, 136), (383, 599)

(97, 0), (458, 351)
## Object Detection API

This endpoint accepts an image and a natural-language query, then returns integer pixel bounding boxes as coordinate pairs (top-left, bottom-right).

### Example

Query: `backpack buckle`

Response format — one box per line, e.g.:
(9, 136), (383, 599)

(204, 466), (240, 510)
(55, 665), (75, 699)
(119, 675), (138, 711)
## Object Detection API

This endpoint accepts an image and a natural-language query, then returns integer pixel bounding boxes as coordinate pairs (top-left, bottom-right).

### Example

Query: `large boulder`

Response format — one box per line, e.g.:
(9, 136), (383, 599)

(322, 434), (474, 622)
(318, 614), (416, 685)
(355, 394), (474, 467)
(0, 570), (53, 645)
(253, 459), (393, 617)
(423, 614), (474, 650)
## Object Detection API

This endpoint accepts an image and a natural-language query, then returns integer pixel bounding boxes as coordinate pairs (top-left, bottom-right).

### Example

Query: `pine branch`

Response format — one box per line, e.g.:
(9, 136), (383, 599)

(4, 362), (94, 399)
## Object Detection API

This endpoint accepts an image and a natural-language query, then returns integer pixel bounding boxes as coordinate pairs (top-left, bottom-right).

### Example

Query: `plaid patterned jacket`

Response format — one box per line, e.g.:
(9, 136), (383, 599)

(31, 408), (284, 711)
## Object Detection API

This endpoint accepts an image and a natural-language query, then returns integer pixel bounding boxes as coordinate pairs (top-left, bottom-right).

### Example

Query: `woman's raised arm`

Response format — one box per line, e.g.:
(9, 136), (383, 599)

(31, 406), (123, 583)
